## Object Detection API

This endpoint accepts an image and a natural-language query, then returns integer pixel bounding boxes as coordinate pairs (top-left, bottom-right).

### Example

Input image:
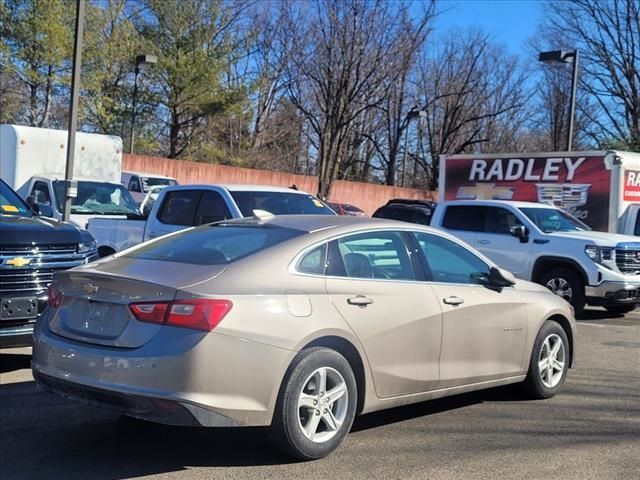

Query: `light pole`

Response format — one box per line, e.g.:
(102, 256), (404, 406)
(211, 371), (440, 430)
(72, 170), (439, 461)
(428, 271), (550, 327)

(401, 108), (427, 187)
(129, 54), (157, 154)
(538, 49), (579, 151)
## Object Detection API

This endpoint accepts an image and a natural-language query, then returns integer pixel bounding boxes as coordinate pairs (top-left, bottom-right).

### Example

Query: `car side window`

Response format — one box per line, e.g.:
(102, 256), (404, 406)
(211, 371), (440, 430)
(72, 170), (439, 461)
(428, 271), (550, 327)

(31, 181), (51, 205)
(157, 190), (200, 226)
(484, 207), (522, 235)
(330, 231), (415, 280)
(442, 205), (487, 232)
(413, 232), (490, 285)
(297, 244), (327, 275)
(194, 191), (232, 225)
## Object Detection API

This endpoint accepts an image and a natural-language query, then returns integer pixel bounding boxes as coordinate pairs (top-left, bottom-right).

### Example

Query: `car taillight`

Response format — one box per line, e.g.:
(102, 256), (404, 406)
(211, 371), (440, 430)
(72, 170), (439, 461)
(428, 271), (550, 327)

(129, 299), (232, 332)
(47, 285), (63, 308)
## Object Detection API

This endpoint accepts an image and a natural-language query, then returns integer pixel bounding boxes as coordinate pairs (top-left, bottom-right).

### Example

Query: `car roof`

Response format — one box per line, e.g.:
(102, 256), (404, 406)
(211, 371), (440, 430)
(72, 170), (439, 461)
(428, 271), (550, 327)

(442, 199), (556, 209)
(122, 171), (176, 180)
(31, 174), (123, 185)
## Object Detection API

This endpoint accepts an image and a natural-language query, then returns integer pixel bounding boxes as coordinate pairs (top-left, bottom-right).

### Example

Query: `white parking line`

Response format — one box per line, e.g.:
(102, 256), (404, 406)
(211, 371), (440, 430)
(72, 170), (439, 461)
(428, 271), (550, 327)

(577, 321), (636, 328)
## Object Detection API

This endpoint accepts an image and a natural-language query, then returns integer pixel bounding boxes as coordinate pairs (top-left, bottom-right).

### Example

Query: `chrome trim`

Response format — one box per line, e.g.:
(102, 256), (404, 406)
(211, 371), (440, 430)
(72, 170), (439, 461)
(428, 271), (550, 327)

(585, 281), (640, 297)
(0, 325), (34, 337)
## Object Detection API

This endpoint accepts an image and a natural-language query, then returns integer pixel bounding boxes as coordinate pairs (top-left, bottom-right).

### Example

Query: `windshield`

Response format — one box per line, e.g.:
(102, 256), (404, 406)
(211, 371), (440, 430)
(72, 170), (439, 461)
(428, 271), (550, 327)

(0, 180), (31, 217)
(141, 177), (177, 192)
(521, 207), (591, 233)
(124, 225), (304, 265)
(230, 191), (335, 216)
(53, 180), (140, 215)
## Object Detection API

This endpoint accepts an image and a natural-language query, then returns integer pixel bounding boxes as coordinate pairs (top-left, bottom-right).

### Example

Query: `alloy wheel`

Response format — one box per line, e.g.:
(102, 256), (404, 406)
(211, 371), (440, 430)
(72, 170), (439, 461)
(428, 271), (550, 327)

(538, 333), (566, 388)
(297, 367), (349, 443)
(545, 277), (573, 302)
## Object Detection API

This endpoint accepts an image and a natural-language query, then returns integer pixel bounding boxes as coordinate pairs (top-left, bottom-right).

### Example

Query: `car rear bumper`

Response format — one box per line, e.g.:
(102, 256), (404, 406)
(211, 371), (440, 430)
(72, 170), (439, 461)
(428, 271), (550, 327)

(585, 281), (640, 307)
(31, 320), (294, 427)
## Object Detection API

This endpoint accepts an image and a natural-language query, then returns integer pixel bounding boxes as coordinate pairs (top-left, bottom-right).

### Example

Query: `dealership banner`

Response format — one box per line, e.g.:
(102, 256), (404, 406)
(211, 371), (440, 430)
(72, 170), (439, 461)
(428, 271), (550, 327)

(444, 155), (611, 231)
(623, 170), (640, 201)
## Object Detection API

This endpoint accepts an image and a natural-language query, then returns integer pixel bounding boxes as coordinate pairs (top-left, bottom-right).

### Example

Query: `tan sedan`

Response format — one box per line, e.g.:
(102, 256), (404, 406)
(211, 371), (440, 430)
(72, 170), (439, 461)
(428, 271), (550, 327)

(32, 215), (576, 460)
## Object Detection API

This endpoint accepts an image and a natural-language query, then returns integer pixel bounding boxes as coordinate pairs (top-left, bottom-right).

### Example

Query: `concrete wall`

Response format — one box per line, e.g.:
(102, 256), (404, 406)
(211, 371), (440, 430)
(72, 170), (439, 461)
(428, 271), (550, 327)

(123, 154), (436, 215)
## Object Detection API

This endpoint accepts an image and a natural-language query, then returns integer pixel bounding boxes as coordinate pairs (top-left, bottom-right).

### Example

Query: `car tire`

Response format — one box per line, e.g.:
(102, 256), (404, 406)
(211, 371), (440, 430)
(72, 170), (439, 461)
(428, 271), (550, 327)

(523, 320), (570, 399)
(270, 347), (357, 460)
(539, 268), (585, 314)
(605, 305), (636, 315)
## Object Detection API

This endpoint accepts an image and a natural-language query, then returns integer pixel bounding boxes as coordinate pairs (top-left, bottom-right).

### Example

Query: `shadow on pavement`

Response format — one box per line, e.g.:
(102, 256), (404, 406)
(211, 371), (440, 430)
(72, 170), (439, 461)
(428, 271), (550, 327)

(0, 352), (31, 374)
(576, 308), (623, 321)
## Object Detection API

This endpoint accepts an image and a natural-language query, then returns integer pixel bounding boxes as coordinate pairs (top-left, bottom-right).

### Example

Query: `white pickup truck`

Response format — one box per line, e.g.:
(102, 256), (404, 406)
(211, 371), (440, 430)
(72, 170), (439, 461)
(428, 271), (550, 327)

(88, 184), (335, 256)
(430, 200), (640, 315)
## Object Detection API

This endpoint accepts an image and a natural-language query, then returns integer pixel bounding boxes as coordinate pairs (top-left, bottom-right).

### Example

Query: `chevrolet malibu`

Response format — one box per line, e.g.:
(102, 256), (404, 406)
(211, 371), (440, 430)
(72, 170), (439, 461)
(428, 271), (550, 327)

(32, 215), (576, 460)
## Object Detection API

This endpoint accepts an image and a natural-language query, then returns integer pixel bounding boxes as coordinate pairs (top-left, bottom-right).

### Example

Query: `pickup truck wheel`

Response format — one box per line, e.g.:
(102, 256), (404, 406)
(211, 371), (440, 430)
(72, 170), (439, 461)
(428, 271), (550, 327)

(605, 305), (636, 315)
(539, 268), (585, 314)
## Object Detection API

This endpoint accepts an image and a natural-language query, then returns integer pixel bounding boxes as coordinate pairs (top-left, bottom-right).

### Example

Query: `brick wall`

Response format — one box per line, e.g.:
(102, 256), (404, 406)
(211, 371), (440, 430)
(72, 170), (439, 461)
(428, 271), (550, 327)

(124, 154), (436, 215)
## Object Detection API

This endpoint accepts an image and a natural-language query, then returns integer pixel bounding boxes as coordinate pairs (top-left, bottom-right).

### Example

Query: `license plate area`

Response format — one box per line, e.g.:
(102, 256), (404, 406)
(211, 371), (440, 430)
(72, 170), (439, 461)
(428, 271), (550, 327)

(1, 297), (38, 321)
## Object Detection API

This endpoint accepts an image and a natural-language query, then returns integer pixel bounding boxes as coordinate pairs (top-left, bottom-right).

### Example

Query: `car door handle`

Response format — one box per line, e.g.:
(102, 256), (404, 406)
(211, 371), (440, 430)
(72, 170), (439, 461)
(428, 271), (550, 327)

(477, 239), (490, 245)
(147, 231), (160, 239)
(347, 295), (374, 306)
(443, 296), (464, 306)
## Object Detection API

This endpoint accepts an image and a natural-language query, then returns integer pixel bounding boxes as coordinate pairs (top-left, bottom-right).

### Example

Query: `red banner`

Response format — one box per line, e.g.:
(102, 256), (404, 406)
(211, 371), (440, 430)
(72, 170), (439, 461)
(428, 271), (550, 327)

(444, 155), (611, 231)
(623, 170), (640, 201)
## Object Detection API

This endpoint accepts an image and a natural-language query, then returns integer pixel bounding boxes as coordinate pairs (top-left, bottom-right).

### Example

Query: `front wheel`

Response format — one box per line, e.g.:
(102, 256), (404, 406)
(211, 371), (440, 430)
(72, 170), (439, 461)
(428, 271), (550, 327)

(605, 305), (636, 315)
(523, 320), (570, 399)
(270, 347), (357, 460)
(539, 268), (585, 314)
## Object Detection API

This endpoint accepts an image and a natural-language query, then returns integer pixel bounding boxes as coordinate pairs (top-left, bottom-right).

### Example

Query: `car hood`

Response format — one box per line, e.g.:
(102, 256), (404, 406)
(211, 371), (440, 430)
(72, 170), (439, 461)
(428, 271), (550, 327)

(514, 278), (552, 294)
(546, 230), (638, 246)
(0, 213), (81, 246)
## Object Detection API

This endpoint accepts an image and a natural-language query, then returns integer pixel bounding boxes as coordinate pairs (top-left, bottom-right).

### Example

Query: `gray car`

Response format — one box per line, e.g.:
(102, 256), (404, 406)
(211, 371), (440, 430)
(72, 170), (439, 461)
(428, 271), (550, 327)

(32, 215), (576, 460)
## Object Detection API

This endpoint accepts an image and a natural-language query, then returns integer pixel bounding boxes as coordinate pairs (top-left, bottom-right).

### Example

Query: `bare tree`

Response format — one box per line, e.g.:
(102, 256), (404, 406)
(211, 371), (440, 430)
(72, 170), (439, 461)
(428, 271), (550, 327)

(544, 0), (640, 149)
(285, 0), (431, 199)
(416, 31), (528, 188)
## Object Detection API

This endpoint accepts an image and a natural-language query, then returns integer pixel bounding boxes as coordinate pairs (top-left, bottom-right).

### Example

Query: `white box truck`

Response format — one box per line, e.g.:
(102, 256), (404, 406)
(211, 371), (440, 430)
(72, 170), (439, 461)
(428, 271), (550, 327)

(439, 150), (640, 235)
(0, 125), (140, 227)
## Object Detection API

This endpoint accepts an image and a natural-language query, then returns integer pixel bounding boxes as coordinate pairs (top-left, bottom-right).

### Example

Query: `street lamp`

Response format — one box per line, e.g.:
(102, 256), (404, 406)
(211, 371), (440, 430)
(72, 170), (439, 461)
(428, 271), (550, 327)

(401, 108), (427, 187)
(538, 49), (579, 151)
(129, 54), (157, 154)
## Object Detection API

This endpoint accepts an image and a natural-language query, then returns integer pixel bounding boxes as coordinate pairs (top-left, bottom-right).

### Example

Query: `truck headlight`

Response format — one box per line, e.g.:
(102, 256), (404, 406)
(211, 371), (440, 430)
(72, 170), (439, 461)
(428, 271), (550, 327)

(585, 245), (613, 265)
(78, 240), (97, 254)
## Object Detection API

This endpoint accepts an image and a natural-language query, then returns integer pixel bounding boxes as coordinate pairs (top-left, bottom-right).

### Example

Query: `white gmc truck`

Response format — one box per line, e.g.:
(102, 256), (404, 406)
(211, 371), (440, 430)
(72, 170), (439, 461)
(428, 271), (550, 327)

(431, 200), (640, 315)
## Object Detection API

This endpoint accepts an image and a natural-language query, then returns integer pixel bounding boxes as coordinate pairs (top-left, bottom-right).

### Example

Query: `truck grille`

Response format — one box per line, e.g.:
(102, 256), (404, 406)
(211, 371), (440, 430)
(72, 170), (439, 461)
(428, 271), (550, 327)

(615, 248), (640, 275)
(0, 244), (92, 295)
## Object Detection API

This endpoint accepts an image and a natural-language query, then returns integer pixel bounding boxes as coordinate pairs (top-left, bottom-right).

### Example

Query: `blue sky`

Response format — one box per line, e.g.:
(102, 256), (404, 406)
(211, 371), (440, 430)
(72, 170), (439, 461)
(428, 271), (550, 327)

(430, 0), (543, 56)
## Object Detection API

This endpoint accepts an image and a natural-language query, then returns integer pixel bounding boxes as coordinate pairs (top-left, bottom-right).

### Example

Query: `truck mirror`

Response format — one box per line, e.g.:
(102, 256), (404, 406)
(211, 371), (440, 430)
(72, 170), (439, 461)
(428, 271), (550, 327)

(37, 203), (54, 218)
(509, 225), (529, 243)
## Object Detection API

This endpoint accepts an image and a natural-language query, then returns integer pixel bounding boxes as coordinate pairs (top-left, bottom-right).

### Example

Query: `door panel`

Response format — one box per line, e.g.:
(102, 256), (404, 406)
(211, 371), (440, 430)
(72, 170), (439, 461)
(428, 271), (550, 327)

(429, 283), (528, 388)
(327, 277), (443, 398)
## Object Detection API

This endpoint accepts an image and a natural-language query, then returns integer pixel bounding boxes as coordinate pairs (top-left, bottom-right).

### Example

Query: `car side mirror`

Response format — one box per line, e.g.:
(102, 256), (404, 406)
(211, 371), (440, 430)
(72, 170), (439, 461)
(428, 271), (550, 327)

(26, 195), (39, 213)
(489, 267), (516, 287)
(509, 225), (529, 243)
(37, 203), (54, 218)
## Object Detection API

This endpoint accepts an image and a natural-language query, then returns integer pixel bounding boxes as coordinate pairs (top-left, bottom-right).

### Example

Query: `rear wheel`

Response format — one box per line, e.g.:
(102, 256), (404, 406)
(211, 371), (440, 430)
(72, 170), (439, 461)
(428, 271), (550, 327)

(270, 347), (357, 460)
(605, 305), (636, 315)
(539, 268), (585, 314)
(523, 320), (570, 399)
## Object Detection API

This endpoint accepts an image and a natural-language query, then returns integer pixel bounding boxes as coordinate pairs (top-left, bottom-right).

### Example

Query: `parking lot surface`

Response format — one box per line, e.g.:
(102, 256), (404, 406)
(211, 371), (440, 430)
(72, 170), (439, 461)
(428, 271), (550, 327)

(1, 309), (638, 480)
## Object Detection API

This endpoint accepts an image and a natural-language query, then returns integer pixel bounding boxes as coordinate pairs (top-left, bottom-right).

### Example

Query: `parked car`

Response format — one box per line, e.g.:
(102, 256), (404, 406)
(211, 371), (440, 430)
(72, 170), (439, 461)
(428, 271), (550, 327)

(122, 171), (178, 205)
(373, 198), (435, 225)
(326, 201), (366, 216)
(0, 179), (98, 348)
(430, 200), (640, 315)
(33, 214), (575, 459)
(88, 184), (336, 256)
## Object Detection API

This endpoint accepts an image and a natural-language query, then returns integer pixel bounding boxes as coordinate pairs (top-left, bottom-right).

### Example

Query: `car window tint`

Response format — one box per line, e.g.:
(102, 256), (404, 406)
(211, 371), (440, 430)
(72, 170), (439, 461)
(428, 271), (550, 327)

(297, 244), (327, 275)
(635, 212), (640, 236)
(32, 181), (52, 205)
(194, 191), (231, 225)
(125, 225), (304, 265)
(128, 178), (141, 192)
(332, 231), (415, 280)
(157, 190), (200, 226)
(484, 207), (522, 234)
(413, 232), (490, 284)
(442, 206), (487, 232)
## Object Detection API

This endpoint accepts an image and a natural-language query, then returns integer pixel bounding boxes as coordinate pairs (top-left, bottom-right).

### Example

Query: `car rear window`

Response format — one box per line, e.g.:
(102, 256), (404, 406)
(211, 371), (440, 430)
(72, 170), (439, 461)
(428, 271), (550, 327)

(123, 225), (304, 265)
(442, 205), (487, 232)
(230, 191), (335, 216)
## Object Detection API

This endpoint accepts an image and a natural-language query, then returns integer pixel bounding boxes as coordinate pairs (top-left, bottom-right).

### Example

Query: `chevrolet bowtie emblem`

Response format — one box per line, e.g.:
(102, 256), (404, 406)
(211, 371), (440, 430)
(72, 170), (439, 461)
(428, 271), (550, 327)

(82, 283), (99, 294)
(6, 257), (31, 267)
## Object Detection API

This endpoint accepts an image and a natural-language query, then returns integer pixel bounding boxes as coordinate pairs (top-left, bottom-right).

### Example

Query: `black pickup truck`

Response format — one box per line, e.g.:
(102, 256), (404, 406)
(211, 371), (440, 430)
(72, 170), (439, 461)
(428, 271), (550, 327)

(0, 179), (98, 348)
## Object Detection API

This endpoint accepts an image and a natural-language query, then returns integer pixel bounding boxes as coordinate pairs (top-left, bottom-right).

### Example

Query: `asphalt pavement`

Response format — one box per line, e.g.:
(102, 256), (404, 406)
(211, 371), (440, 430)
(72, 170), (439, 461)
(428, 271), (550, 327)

(1, 308), (638, 480)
